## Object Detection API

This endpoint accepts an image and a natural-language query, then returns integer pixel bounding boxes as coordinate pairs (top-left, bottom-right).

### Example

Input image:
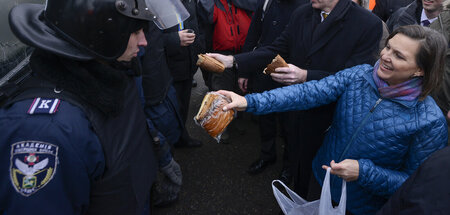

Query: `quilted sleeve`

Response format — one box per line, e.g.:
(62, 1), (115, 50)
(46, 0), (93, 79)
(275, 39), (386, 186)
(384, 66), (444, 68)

(357, 115), (447, 198)
(245, 64), (370, 115)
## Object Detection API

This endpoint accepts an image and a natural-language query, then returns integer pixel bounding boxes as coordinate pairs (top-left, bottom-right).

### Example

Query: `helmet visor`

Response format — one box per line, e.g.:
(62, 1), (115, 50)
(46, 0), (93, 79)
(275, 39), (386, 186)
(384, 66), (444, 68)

(145, 0), (189, 29)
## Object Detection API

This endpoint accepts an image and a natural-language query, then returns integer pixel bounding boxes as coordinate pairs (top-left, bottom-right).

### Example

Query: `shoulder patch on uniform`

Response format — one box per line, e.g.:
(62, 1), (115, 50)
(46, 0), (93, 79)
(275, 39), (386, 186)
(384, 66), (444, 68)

(10, 141), (59, 197)
(28, 98), (61, 115)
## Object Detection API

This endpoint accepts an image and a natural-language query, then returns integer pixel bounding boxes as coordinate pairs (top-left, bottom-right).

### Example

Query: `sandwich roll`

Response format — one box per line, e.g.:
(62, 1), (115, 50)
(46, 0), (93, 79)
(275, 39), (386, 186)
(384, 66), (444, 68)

(263, 54), (288, 75)
(196, 54), (225, 73)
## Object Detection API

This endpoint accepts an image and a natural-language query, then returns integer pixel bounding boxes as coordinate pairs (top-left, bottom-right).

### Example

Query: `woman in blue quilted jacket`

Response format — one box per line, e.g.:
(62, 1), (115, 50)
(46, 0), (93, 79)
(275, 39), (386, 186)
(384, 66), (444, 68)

(218, 25), (448, 215)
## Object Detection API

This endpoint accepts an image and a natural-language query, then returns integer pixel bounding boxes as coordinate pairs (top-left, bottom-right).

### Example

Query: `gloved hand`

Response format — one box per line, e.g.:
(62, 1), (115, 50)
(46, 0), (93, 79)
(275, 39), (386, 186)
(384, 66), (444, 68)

(153, 175), (181, 207)
(160, 158), (182, 186)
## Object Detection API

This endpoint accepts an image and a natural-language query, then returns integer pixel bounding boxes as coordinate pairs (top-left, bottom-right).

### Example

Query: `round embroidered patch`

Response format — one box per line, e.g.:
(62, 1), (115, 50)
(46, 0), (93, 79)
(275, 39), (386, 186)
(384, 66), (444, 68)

(10, 141), (59, 197)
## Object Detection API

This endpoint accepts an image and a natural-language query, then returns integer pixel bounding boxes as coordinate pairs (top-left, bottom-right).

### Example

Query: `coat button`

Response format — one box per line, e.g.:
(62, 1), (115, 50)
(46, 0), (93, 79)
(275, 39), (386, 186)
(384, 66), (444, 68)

(272, 21), (277, 26)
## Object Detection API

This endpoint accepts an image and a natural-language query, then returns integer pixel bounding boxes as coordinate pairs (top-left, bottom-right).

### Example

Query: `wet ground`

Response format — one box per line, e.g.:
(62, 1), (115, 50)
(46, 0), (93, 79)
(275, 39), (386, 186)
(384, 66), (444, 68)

(153, 72), (286, 215)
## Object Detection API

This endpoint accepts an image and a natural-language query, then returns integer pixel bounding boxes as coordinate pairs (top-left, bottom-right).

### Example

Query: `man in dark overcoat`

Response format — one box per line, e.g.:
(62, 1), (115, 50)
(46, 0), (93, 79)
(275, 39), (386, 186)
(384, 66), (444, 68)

(238, 0), (309, 184)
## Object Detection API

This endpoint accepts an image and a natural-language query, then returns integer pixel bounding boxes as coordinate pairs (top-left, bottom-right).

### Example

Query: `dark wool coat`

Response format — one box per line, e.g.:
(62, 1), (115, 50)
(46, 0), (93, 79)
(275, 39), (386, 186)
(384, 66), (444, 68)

(241, 0), (309, 92)
(385, 0), (422, 32)
(163, 0), (204, 81)
(372, 0), (415, 22)
(235, 0), (382, 82)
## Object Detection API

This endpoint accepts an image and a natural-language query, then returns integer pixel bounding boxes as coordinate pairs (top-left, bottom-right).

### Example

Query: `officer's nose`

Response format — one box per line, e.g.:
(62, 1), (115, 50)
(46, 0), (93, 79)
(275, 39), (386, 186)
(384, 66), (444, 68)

(136, 29), (147, 47)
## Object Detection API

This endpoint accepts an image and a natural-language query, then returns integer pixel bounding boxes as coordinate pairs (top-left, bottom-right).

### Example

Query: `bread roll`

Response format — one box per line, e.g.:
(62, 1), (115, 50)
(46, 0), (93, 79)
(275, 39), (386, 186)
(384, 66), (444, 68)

(195, 92), (235, 140)
(263, 54), (288, 75)
(196, 54), (225, 73)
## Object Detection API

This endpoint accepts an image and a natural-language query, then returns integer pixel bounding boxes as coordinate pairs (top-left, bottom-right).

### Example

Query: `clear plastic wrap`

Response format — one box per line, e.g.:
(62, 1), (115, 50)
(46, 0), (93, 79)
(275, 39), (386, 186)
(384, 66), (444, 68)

(194, 92), (235, 142)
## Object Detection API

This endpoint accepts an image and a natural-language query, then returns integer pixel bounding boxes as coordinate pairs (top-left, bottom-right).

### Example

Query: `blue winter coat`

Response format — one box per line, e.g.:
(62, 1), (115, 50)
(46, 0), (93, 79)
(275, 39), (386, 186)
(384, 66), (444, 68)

(245, 64), (448, 215)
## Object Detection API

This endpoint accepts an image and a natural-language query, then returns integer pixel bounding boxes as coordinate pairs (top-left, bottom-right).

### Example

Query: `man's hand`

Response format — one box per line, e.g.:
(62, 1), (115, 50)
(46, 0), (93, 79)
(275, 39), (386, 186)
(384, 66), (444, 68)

(322, 159), (359, 182)
(206, 53), (234, 68)
(160, 158), (182, 186)
(270, 64), (307, 85)
(238, 78), (248, 93)
(217, 90), (248, 111)
(178, 29), (195, 46)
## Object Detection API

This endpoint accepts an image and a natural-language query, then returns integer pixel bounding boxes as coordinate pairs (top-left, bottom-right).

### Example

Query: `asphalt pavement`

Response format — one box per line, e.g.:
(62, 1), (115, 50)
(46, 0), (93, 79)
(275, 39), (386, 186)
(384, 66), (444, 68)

(153, 71), (286, 215)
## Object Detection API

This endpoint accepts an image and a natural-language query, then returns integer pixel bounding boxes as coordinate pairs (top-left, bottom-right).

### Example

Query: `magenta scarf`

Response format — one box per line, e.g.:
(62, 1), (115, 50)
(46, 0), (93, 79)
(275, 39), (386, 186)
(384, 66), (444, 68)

(372, 60), (422, 101)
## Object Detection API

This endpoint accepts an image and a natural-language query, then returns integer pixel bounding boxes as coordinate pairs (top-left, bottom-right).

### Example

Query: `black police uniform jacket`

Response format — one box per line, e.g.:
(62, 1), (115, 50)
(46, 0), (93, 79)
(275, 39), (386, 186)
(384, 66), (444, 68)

(0, 50), (157, 215)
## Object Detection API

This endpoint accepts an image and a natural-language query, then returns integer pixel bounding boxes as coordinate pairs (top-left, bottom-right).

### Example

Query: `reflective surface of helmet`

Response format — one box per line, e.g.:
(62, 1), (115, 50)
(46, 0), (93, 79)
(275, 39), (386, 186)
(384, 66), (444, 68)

(9, 0), (189, 60)
(1, 0), (44, 76)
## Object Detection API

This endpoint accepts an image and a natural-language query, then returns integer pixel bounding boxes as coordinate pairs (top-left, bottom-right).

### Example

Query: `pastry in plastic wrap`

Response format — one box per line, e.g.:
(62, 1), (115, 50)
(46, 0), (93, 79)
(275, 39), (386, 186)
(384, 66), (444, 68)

(194, 92), (235, 142)
(196, 54), (225, 73)
(263, 54), (288, 75)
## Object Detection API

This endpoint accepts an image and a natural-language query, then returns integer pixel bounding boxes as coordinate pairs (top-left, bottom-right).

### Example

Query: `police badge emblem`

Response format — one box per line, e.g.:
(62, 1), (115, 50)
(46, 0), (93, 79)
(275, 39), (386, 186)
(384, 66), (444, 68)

(10, 141), (58, 196)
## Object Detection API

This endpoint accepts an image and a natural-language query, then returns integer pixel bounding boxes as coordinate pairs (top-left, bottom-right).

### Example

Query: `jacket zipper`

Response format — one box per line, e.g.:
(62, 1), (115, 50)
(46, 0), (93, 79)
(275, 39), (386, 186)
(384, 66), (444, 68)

(337, 98), (383, 162)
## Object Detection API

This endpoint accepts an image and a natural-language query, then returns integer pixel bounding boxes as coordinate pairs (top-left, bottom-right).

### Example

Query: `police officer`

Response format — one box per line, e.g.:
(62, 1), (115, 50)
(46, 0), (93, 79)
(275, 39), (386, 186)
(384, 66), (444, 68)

(0, 0), (189, 214)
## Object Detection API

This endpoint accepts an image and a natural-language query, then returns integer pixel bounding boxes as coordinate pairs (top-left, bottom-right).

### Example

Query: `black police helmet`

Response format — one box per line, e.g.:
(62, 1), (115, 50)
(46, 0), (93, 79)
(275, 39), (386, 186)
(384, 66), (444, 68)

(9, 0), (189, 61)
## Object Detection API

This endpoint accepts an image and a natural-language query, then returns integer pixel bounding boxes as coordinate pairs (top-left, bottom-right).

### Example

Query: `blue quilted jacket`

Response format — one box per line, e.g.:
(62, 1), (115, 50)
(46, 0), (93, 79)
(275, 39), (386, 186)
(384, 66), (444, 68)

(245, 64), (447, 215)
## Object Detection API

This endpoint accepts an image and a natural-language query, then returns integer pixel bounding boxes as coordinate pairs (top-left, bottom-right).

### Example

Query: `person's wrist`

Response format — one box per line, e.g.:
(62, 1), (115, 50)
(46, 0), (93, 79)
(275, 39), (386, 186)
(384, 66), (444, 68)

(232, 56), (238, 70)
(224, 55), (234, 68)
(301, 69), (308, 83)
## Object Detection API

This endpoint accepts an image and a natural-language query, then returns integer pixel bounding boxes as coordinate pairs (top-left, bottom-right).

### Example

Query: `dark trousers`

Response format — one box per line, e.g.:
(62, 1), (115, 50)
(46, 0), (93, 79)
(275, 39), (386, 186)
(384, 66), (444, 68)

(259, 113), (279, 161)
(210, 67), (239, 92)
(259, 111), (296, 171)
(172, 77), (193, 125)
(173, 77), (195, 145)
(293, 106), (334, 199)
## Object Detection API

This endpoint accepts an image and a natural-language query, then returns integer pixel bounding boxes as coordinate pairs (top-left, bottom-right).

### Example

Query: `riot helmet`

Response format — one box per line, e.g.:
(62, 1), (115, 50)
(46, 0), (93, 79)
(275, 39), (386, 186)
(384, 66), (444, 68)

(8, 0), (189, 60)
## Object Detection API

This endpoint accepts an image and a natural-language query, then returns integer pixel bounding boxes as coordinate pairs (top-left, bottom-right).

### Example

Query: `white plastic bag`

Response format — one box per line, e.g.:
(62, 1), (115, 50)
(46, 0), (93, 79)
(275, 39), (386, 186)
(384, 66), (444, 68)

(272, 168), (346, 215)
